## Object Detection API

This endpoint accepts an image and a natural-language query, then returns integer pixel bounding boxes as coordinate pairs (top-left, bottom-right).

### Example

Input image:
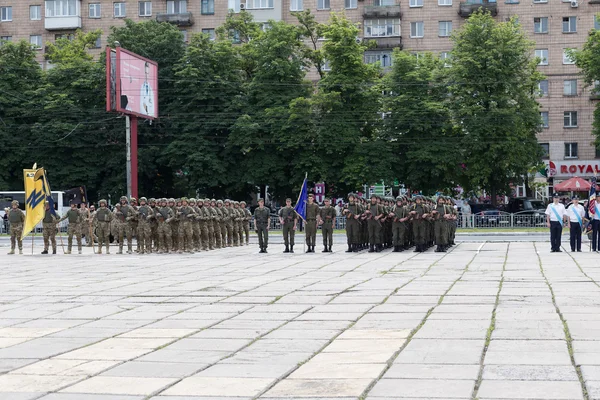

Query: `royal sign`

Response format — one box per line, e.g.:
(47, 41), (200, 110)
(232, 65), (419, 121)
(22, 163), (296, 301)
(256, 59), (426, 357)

(546, 160), (600, 178)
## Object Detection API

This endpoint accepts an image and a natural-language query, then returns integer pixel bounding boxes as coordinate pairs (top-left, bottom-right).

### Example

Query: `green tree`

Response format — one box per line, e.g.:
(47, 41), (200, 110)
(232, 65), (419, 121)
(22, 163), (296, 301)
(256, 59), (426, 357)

(293, 10), (326, 79)
(383, 51), (461, 195)
(447, 12), (543, 205)
(570, 28), (600, 147)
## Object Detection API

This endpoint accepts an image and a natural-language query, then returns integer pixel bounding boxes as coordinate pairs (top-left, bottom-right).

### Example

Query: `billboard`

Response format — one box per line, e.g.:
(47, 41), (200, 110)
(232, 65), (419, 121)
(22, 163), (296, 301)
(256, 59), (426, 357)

(106, 47), (158, 120)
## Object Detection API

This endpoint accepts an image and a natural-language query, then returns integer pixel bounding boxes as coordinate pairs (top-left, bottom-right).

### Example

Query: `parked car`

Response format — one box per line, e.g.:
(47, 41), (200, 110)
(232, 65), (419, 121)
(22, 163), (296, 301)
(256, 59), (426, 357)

(507, 197), (547, 227)
(470, 203), (502, 227)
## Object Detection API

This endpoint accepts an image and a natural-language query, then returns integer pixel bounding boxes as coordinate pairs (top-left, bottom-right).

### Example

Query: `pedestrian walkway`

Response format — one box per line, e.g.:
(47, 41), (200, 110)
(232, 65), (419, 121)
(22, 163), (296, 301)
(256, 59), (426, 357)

(0, 241), (598, 399)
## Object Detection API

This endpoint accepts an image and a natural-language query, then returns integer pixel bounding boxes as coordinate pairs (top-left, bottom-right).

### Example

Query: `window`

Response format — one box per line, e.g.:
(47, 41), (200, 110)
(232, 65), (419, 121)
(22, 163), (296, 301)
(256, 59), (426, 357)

(506, 0), (519, 3)
(249, 0), (273, 8)
(89, 3), (101, 18)
(94, 36), (102, 48)
(564, 80), (577, 96)
(563, 49), (575, 65)
(365, 51), (393, 68)
(540, 111), (549, 128)
(535, 49), (548, 65)
(596, 16), (600, 30)
(180, 30), (188, 42)
(323, 59), (331, 71)
(139, 1), (152, 16)
(202, 28), (216, 40)
(1, 6), (12, 21)
(410, 0), (423, 6)
(374, 0), (396, 5)
(440, 51), (451, 67)
(290, 0), (303, 10)
(540, 143), (549, 159)
(565, 143), (578, 159)
(533, 0), (547, 3)
(231, 30), (240, 44)
(228, 0), (240, 12)
(30, 5), (42, 20)
(167, 0), (187, 14)
(596, 147), (600, 159)
(564, 111), (577, 128)
(410, 21), (424, 38)
(345, 0), (357, 8)
(46, 0), (78, 17)
(364, 19), (401, 37)
(562, 17), (576, 33)
(202, 0), (214, 14)
(55, 33), (74, 40)
(30, 35), (42, 49)
(439, 0), (452, 5)
(537, 80), (548, 96)
(0, 36), (12, 45)
(533, 17), (548, 34)
(439, 21), (452, 37)
(114, 2), (126, 17)
(318, 0), (330, 10)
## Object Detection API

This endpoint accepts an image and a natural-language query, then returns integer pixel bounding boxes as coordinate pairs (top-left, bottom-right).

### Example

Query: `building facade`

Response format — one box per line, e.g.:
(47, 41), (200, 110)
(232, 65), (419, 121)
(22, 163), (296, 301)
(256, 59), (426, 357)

(0, 0), (598, 182)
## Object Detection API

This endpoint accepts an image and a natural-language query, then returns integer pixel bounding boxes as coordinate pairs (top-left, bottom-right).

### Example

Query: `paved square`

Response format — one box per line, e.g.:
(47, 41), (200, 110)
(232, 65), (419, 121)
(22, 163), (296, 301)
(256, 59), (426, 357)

(0, 240), (598, 399)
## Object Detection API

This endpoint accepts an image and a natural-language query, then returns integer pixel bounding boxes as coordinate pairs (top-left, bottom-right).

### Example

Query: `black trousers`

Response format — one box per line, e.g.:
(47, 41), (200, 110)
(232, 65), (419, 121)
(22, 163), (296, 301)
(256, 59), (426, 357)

(569, 223), (582, 251)
(592, 220), (600, 251)
(550, 221), (563, 251)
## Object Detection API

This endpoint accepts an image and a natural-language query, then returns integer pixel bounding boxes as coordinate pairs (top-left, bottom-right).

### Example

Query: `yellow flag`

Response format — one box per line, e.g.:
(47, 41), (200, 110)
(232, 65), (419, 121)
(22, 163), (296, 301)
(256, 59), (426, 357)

(22, 167), (48, 239)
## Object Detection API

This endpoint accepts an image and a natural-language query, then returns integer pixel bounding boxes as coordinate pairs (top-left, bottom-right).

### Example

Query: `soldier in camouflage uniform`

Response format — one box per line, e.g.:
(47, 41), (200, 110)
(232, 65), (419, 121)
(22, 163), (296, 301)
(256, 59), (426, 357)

(93, 199), (113, 254)
(223, 200), (234, 247)
(136, 197), (154, 254)
(319, 198), (337, 253)
(156, 198), (174, 253)
(233, 201), (243, 246)
(210, 199), (222, 249)
(432, 196), (449, 253)
(78, 202), (92, 247)
(279, 198), (297, 253)
(42, 202), (59, 255)
(6, 200), (25, 255)
(241, 201), (251, 245)
(410, 196), (429, 253)
(177, 197), (196, 253)
(216, 200), (228, 247)
(114, 196), (136, 254)
(198, 199), (211, 251)
(58, 200), (83, 254)
(168, 198), (179, 252)
(189, 198), (201, 251)
(342, 193), (360, 253)
(149, 198), (159, 252)
(391, 196), (409, 252)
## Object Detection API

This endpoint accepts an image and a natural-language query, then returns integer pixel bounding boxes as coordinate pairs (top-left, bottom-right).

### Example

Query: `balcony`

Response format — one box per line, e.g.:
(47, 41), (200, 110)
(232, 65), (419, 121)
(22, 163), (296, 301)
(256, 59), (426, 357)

(364, 37), (403, 49)
(156, 12), (194, 26)
(458, 0), (497, 18)
(44, 16), (81, 30)
(363, 4), (402, 18)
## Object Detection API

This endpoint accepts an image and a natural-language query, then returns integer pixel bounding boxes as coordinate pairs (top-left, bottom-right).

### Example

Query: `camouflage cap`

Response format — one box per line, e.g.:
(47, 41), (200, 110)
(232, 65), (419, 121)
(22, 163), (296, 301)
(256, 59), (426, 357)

(161, 198), (168, 203)
(181, 197), (188, 202)
(149, 198), (156, 203)
(211, 198), (216, 202)
(130, 197), (137, 202)
(99, 199), (107, 205)
(216, 199), (223, 205)
(204, 198), (210, 203)
(168, 198), (176, 203)
(240, 201), (246, 205)
(224, 199), (231, 204)
(348, 192), (356, 199)
(140, 197), (147, 203)
(396, 196), (403, 201)
(11, 200), (19, 206)
(120, 196), (128, 202)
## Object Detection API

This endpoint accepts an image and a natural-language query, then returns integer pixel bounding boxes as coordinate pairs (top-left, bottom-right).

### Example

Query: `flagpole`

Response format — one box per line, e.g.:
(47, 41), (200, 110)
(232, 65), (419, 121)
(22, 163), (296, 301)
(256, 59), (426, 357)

(31, 230), (34, 255)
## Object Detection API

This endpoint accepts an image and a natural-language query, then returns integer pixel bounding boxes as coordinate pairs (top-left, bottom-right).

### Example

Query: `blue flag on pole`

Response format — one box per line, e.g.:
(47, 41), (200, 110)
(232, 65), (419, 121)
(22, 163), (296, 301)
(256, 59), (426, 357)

(294, 175), (308, 221)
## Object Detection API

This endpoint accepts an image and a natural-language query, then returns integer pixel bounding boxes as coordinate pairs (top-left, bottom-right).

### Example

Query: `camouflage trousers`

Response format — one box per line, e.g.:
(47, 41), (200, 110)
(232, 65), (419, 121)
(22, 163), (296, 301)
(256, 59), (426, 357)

(192, 220), (201, 251)
(170, 222), (179, 251)
(199, 222), (210, 250)
(67, 223), (82, 252)
(80, 222), (93, 246)
(137, 221), (152, 254)
(225, 221), (233, 247)
(208, 221), (218, 249)
(220, 222), (227, 248)
(116, 222), (133, 252)
(42, 222), (57, 252)
(243, 222), (250, 245)
(233, 221), (242, 246)
(150, 224), (158, 251)
(96, 221), (111, 252)
(157, 221), (172, 253)
(10, 222), (23, 251)
(178, 221), (194, 252)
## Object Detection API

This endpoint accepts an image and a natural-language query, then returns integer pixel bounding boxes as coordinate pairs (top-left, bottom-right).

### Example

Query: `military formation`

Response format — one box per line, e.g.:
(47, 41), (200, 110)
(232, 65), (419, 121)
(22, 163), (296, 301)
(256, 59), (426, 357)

(5, 192), (458, 256)
(342, 193), (458, 253)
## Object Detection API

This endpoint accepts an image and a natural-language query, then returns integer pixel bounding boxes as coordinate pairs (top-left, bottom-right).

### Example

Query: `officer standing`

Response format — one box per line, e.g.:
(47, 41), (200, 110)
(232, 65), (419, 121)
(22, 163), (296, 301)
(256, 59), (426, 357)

(254, 198), (271, 253)
(93, 199), (113, 254)
(42, 202), (59, 255)
(58, 200), (83, 254)
(305, 193), (320, 253)
(7, 200), (25, 255)
(568, 195), (585, 252)
(279, 198), (297, 253)
(241, 201), (251, 246)
(343, 193), (360, 253)
(545, 193), (568, 252)
(432, 196), (448, 253)
(319, 198), (336, 253)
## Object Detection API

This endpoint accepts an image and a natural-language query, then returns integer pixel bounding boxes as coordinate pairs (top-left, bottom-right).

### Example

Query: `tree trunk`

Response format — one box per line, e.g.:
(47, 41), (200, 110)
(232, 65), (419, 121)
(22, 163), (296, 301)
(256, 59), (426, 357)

(525, 174), (533, 198)
(490, 185), (497, 207)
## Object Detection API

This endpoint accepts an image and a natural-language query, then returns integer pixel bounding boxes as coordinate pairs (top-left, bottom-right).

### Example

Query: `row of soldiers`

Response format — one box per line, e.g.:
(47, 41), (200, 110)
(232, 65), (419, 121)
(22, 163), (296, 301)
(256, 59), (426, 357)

(32, 196), (253, 255)
(343, 193), (457, 253)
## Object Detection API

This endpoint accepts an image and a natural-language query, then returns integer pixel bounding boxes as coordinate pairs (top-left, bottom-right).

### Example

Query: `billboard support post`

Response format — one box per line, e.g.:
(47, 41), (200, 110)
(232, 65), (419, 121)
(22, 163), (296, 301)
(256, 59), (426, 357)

(125, 115), (139, 199)
(126, 116), (131, 199)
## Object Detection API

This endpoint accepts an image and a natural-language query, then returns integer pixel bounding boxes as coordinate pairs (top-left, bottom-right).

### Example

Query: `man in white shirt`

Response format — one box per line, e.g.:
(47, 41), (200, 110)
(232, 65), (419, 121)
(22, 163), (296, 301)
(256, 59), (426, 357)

(567, 195), (585, 252)
(545, 193), (568, 252)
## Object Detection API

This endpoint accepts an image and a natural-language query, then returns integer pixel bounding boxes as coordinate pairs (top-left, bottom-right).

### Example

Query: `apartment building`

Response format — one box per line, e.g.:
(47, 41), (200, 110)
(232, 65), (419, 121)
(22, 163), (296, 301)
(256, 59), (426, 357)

(0, 0), (598, 182)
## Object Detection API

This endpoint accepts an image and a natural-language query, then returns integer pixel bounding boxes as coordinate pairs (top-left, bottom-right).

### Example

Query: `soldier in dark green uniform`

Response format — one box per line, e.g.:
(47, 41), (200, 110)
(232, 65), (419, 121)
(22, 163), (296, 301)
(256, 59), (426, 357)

(410, 196), (429, 252)
(93, 199), (113, 254)
(42, 202), (59, 255)
(279, 198), (297, 253)
(391, 196), (408, 252)
(254, 198), (271, 253)
(320, 198), (337, 252)
(367, 195), (385, 252)
(432, 196), (449, 252)
(305, 193), (320, 253)
(58, 200), (83, 254)
(343, 193), (361, 253)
